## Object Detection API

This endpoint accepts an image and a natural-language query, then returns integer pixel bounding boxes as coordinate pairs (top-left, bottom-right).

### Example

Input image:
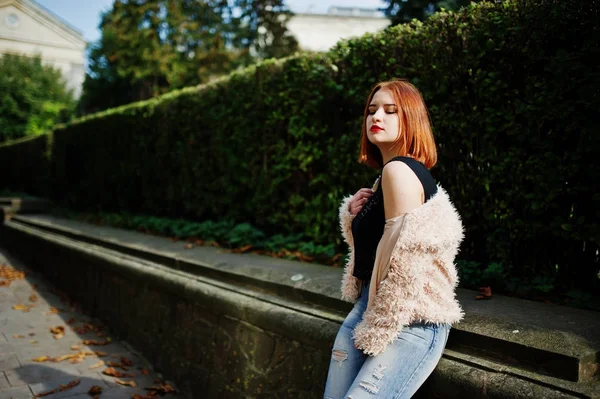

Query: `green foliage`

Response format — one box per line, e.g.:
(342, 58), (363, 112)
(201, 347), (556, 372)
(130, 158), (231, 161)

(52, 208), (338, 262)
(381, 0), (482, 25)
(1, 0), (598, 298)
(0, 54), (75, 142)
(79, 0), (298, 114)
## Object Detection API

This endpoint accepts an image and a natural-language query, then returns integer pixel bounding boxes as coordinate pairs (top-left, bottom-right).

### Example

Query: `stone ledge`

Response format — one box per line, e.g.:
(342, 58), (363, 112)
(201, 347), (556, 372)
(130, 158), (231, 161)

(9, 214), (600, 384)
(0, 216), (597, 397)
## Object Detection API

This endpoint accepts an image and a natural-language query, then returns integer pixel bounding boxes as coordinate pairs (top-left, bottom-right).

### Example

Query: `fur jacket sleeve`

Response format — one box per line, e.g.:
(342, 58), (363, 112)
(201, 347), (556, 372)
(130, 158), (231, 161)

(339, 186), (465, 356)
(338, 195), (360, 301)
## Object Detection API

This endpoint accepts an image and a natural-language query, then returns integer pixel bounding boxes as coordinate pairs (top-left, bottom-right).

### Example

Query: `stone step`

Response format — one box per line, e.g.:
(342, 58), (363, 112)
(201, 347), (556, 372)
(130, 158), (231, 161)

(0, 197), (53, 216)
(7, 214), (600, 385)
(1, 218), (598, 398)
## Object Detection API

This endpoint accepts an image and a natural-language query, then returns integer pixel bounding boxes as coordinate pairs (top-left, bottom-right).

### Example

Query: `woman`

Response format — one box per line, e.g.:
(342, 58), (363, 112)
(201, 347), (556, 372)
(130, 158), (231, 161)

(324, 80), (464, 399)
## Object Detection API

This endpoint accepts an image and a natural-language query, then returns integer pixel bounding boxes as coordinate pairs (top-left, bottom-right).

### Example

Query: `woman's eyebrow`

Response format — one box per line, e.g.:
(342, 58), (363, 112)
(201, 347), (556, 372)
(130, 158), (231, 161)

(368, 103), (397, 107)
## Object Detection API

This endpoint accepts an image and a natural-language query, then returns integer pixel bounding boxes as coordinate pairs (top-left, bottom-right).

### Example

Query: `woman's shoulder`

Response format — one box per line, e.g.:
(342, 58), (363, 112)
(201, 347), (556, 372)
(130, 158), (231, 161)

(381, 161), (423, 217)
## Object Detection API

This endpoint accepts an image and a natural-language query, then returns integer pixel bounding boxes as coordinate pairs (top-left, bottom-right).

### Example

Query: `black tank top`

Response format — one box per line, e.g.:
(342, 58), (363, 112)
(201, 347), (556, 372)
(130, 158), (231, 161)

(351, 156), (438, 281)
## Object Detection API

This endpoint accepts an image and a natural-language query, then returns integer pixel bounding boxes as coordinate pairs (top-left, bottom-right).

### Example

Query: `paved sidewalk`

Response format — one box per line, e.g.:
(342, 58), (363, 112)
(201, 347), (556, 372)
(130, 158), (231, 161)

(0, 247), (181, 399)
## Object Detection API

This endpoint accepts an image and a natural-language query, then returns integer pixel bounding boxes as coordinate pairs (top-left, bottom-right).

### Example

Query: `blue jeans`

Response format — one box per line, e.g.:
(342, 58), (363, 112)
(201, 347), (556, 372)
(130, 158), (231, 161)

(324, 281), (450, 399)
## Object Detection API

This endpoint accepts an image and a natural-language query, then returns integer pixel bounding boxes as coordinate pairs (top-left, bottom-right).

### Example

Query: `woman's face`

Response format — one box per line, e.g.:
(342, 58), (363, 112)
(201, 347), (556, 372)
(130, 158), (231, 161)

(366, 89), (400, 148)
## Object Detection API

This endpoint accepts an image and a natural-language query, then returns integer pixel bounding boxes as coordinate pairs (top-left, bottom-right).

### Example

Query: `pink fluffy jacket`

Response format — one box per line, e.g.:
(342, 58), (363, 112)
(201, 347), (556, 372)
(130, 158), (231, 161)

(338, 185), (464, 356)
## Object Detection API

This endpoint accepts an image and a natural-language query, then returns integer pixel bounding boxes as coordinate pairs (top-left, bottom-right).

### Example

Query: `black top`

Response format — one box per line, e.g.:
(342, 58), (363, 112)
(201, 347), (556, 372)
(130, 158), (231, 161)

(351, 156), (438, 281)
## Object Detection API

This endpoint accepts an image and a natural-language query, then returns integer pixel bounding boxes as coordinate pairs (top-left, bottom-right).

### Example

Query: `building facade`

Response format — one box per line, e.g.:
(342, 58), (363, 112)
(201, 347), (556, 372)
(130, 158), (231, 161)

(287, 6), (390, 52)
(0, 0), (86, 98)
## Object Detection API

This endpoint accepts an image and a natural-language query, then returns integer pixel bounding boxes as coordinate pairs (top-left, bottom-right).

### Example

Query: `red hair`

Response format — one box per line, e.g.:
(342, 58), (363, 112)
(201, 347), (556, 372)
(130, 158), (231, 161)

(359, 79), (437, 169)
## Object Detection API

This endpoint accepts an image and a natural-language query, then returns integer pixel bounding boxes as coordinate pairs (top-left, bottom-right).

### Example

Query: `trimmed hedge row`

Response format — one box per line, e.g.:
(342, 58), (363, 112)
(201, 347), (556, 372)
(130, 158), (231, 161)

(1, 0), (598, 295)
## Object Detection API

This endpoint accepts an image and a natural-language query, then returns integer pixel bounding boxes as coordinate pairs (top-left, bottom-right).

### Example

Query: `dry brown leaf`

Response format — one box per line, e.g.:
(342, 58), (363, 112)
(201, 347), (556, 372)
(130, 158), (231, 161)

(50, 326), (65, 340)
(88, 385), (103, 395)
(89, 360), (105, 369)
(50, 326), (65, 334)
(475, 286), (493, 300)
(12, 334), (25, 339)
(66, 317), (76, 324)
(82, 338), (111, 346)
(95, 351), (108, 357)
(132, 395), (155, 399)
(53, 353), (76, 362)
(107, 361), (129, 370)
(71, 345), (81, 350)
(146, 382), (176, 394)
(30, 340), (38, 344)
(12, 304), (31, 312)
(121, 357), (133, 366)
(29, 332), (36, 336)
(184, 243), (194, 249)
(114, 378), (137, 388)
(33, 379), (80, 397)
(0, 280), (10, 287)
(32, 355), (51, 362)
(46, 307), (61, 315)
(29, 293), (38, 302)
(140, 368), (149, 376)
(103, 367), (135, 378)
(0, 264), (25, 282)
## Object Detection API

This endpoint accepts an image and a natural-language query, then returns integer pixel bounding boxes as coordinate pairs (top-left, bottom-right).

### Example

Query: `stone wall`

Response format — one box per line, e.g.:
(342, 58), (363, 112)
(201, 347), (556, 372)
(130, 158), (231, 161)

(1, 214), (598, 398)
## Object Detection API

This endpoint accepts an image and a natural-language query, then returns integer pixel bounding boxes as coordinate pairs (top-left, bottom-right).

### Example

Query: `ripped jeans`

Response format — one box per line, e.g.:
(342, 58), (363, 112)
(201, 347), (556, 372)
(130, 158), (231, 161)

(323, 281), (450, 399)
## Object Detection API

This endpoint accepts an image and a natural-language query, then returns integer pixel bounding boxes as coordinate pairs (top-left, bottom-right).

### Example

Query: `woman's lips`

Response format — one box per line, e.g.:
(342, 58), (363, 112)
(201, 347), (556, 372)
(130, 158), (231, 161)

(370, 126), (383, 132)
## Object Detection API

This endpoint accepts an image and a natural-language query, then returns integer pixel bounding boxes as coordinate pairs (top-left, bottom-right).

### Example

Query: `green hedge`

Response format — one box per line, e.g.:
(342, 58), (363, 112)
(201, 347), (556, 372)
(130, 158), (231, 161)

(1, 0), (597, 295)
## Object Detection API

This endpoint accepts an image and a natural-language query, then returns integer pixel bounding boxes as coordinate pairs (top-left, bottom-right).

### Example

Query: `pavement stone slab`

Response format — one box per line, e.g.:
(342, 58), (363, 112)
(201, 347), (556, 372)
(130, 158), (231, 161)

(0, 372), (10, 389)
(29, 373), (110, 399)
(0, 355), (20, 373)
(0, 384), (33, 399)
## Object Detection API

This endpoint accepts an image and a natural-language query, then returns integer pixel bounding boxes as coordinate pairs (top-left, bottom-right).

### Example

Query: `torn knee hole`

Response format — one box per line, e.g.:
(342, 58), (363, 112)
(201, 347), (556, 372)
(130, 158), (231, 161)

(359, 380), (380, 394)
(332, 349), (348, 362)
(372, 364), (387, 380)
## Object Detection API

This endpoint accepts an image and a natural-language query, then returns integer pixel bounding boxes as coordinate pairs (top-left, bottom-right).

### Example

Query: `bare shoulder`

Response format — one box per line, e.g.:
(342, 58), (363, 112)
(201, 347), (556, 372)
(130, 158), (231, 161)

(381, 161), (424, 219)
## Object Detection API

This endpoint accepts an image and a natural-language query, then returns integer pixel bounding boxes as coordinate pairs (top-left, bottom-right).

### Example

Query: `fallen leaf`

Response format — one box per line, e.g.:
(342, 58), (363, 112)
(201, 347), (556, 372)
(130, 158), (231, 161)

(140, 368), (149, 375)
(0, 264), (25, 282)
(103, 367), (135, 378)
(29, 332), (36, 336)
(107, 361), (129, 370)
(71, 345), (81, 350)
(29, 293), (38, 302)
(184, 243), (194, 249)
(82, 338), (111, 346)
(12, 334), (25, 339)
(12, 304), (31, 312)
(89, 385), (103, 396)
(475, 286), (492, 300)
(121, 357), (133, 366)
(33, 379), (80, 397)
(95, 351), (108, 357)
(32, 355), (51, 362)
(146, 382), (176, 394)
(114, 378), (137, 388)
(66, 318), (76, 324)
(132, 395), (155, 399)
(46, 307), (61, 315)
(50, 326), (65, 340)
(53, 353), (77, 362)
(30, 340), (38, 344)
(0, 280), (10, 287)
(89, 360), (105, 369)
(232, 244), (253, 253)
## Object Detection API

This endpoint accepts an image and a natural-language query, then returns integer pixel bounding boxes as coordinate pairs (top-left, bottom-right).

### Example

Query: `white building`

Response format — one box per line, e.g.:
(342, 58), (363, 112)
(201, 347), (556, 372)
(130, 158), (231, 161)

(0, 0), (86, 98)
(287, 6), (390, 52)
